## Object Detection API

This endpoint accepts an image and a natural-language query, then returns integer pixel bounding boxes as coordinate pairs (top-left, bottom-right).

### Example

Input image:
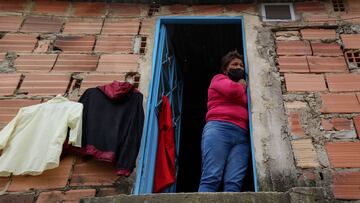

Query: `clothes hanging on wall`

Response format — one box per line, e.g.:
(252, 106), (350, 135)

(153, 95), (176, 193)
(78, 81), (144, 176)
(0, 96), (83, 177)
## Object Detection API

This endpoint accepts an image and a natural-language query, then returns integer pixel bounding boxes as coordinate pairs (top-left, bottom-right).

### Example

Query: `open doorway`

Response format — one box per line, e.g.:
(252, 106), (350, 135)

(134, 17), (256, 194)
(167, 23), (254, 192)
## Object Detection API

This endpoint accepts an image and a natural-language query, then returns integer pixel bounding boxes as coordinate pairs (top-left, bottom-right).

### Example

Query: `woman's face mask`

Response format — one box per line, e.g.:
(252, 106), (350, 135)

(228, 68), (245, 82)
(226, 58), (245, 82)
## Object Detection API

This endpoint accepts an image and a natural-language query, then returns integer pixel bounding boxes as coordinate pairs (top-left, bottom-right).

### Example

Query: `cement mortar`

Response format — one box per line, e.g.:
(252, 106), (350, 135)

(245, 16), (297, 191)
(0, 52), (16, 73)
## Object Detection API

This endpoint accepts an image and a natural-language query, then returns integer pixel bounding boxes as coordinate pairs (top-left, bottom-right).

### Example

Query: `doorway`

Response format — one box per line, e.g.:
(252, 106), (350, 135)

(134, 17), (257, 194)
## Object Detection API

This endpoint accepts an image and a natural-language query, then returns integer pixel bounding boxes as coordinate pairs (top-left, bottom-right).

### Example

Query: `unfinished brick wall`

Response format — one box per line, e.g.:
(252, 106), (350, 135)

(0, 0), (147, 202)
(275, 0), (360, 200)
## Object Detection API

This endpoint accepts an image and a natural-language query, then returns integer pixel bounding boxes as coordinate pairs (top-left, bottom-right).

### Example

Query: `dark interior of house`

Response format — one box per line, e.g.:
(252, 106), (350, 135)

(166, 23), (254, 192)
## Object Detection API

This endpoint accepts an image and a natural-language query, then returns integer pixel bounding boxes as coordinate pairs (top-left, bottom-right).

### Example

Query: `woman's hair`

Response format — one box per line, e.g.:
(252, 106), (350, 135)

(220, 50), (243, 72)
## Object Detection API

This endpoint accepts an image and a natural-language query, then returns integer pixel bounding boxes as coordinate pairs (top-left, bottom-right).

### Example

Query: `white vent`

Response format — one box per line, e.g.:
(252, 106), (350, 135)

(261, 3), (295, 22)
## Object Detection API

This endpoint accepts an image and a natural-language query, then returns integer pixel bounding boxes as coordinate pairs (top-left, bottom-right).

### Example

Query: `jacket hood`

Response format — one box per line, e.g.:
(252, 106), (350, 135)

(97, 81), (134, 100)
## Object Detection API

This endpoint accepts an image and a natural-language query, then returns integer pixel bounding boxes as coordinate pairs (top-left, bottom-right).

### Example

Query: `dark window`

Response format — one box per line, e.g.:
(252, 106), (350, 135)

(264, 4), (292, 20)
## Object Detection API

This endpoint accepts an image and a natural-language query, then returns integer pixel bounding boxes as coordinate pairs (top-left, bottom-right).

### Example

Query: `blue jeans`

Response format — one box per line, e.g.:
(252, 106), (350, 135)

(198, 121), (249, 192)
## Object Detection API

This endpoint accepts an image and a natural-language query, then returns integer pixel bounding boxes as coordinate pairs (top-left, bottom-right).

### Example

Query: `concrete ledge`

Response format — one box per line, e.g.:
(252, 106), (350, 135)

(81, 192), (289, 203)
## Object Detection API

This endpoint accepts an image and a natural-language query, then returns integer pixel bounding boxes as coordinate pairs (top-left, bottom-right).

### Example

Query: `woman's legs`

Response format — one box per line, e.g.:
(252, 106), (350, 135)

(198, 121), (233, 192)
(223, 137), (249, 192)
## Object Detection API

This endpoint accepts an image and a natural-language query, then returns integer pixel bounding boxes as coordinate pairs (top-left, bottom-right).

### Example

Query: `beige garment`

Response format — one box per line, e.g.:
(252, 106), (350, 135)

(0, 96), (83, 176)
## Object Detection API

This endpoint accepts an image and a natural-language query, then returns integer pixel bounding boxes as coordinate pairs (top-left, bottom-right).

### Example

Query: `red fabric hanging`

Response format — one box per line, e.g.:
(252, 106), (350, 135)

(153, 95), (176, 193)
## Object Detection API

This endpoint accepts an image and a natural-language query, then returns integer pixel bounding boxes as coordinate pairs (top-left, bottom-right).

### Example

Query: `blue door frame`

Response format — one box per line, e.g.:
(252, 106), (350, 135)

(134, 16), (258, 194)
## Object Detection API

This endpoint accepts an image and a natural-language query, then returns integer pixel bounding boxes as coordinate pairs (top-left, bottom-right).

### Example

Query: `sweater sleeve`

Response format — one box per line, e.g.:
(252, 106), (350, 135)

(210, 74), (246, 98)
(68, 103), (83, 147)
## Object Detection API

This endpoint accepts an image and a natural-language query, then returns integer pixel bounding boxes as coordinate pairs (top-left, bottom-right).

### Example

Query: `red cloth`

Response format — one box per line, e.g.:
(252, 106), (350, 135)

(206, 74), (249, 131)
(97, 81), (134, 100)
(153, 95), (176, 193)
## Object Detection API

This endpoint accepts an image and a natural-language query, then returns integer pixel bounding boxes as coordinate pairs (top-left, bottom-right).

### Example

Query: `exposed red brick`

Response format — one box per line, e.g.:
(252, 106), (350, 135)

(357, 93), (360, 104)
(0, 74), (21, 96)
(8, 156), (74, 191)
(72, 2), (106, 17)
(285, 73), (326, 92)
(300, 171), (317, 181)
(15, 54), (57, 72)
(52, 54), (98, 72)
(95, 36), (133, 53)
(347, 0), (360, 12)
(307, 56), (348, 73)
(70, 158), (117, 186)
(288, 112), (306, 137)
(19, 73), (71, 95)
(225, 3), (255, 12)
(165, 4), (188, 14)
(0, 53), (5, 61)
(321, 119), (333, 131)
(139, 19), (153, 35)
(339, 13), (360, 24)
(326, 74), (360, 92)
(0, 193), (34, 203)
(278, 56), (309, 73)
(0, 177), (10, 191)
(320, 93), (360, 113)
(0, 99), (41, 126)
(20, 17), (63, 33)
(0, 0), (26, 12)
(97, 54), (138, 72)
(326, 142), (360, 168)
(191, 5), (223, 15)
(295, 1), (325, 12)
(0, 16), (23, 32)
(79, 73), (125, 95)
(33, 0), (70, 15)
(108, 3), (143, 17)
(333, 171), (360, 200)
(54, 36), (95, 53)
(291, 139), (319, 168)
(0, 34), (37, 52)
(33, 40), (51, 53)
(276, 41), (312, 56)
(301, 29), (336, 40)
(311, 42), (343, 56)
(63, 18), (103, 35)
(303, 14), (339, 26)
(102, 18), (140, 35)
(37, 189), (96, 203)
(341, 34), (360, 49)
(354, 116), (360, 139)
(331, 118), (352, 131)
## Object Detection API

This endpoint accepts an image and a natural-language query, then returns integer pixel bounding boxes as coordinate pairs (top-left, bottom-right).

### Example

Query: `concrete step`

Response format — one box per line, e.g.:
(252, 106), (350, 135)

(81, 192), (290, 203)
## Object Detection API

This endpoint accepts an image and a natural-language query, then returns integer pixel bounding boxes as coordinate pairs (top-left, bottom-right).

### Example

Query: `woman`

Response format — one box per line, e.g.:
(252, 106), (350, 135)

(198, 50), (249, 192)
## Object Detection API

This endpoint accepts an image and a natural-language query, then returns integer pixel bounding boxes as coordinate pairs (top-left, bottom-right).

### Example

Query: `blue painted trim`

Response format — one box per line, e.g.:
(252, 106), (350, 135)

(133, 20), (162, 195)
(242, 19), (259, 192)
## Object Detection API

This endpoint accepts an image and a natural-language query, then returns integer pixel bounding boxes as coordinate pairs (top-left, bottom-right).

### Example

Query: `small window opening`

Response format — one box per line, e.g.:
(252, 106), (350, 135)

(332, 0), (346, 12)
(261, 3), (295, 21)
(148, 3), (160, 16)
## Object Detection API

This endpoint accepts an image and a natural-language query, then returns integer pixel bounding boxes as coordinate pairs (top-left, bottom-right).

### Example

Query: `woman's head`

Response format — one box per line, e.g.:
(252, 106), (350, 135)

(221, 50), (244, 73)
(221, 50), (245, 82)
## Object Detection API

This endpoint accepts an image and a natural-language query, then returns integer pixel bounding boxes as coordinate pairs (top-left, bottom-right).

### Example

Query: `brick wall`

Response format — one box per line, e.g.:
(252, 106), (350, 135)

(276, 0), (360, 200)
(0, 1), (146, 202)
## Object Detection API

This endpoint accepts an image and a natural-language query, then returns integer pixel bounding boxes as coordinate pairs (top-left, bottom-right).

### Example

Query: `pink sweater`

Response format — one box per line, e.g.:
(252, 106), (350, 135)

(206, 74), (249, 131)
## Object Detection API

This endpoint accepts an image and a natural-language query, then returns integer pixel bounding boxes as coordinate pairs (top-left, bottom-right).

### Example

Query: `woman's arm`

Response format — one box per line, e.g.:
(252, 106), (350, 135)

(210, 74), (246, 98)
